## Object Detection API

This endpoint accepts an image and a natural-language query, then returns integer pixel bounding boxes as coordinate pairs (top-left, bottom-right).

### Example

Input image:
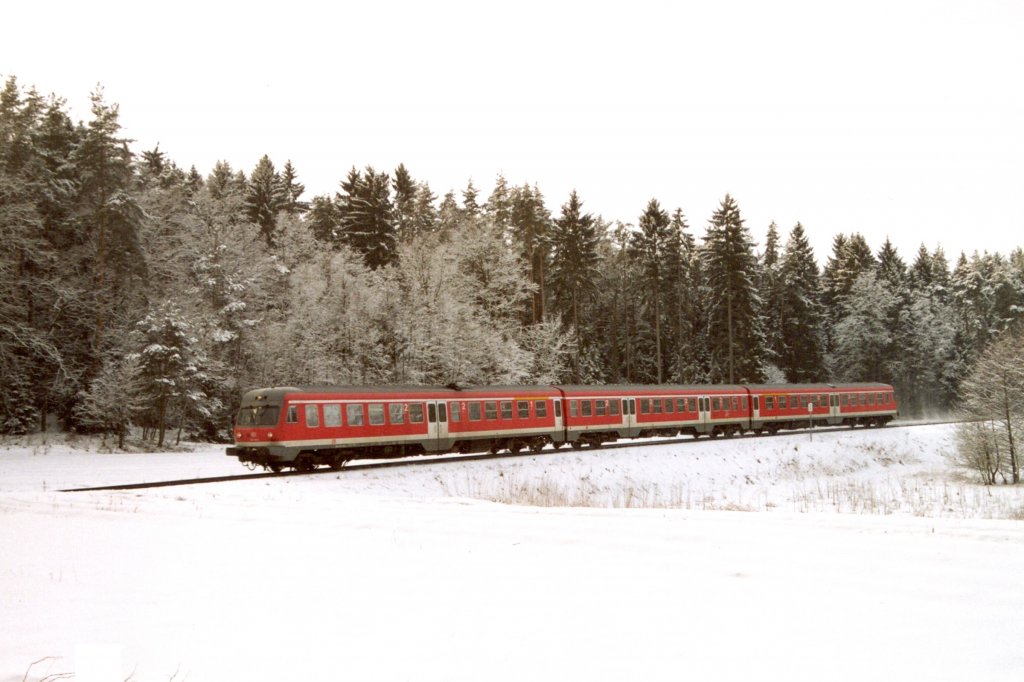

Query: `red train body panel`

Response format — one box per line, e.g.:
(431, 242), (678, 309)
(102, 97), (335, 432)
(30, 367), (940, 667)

(227, 383), (899, 471)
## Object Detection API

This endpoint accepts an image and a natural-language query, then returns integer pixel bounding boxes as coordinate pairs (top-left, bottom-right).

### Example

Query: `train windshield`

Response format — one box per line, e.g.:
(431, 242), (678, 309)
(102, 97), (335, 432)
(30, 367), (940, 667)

(236, 405), (281, 427)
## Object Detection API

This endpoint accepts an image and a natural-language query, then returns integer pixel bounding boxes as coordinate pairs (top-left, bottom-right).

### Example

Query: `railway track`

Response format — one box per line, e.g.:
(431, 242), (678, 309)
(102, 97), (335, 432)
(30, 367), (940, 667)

(60, 419), (959, 493)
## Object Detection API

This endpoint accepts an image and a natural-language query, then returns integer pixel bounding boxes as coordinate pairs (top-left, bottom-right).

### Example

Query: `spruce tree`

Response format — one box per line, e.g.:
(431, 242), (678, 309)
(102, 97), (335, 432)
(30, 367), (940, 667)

(759, 221), (784, 372)
(549, 191), (601, 379)
(245, 154), (287, 245)
(279, 160), (308, 215)
(336, 166), (397, 269)
(665, 209), (699, 382)
(509, 183), (552, 325)
(778, 223), (826, 381)
(700, 194), (766, 383)
(629, 199), (672, 382)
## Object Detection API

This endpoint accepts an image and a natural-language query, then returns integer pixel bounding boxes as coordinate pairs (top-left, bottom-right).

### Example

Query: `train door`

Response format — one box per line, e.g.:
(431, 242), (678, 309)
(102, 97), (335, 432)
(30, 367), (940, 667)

(829, 393), (840, 423)
(621, 397), (636, 436)
(698, 395), (712, 434)
(427, 401), (449, 452)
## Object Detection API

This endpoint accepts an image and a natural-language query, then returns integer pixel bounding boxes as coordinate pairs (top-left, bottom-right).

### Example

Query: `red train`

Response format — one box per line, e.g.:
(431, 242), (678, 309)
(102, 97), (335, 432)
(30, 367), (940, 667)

(227, 383), (899, 471)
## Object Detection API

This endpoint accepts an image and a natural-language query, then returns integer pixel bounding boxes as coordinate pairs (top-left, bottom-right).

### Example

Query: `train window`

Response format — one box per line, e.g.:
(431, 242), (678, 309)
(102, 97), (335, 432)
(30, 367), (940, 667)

(439, 403), (447, 422)
(485, 401), (498, 420)
(779, 396), (788, 409)
(535, 400), (548, 418)
(640, 399), (649, 415)
(841, 394), (849, 407)
(305, 404), (320, 428)
(468, 402), (481, 421)
(582, 401), (593, 417)
(869, 394), (876, 406)
(800, 395), (809, 408)
(518, 401), (530, 419)
(449, 401), (461, 422)
(711, 397), (720, 411)
(501, 401), (513, 419)
(596, 400), (607, 416)
(674, 398), (685, 412)
(368, 403), (385, 426)
(664, 399), (674, 414)
(554, 401), (562, 418)
(390, 403), (405, 425)
(287, 405), (298, 423)
(610, 400), (620, 416)
(570, 400), (578, 417)
(324, 404), (342, 427)
(428, 404), (437, 423)
(409, 403), (425, 423)
(731, 397), (739, 411)
(765, 396), (775, 410)
(688, 398), (697, 412)
(741, 397), (748, 410)
(653, 399), (662, 414)
(347, 404), (363, 426)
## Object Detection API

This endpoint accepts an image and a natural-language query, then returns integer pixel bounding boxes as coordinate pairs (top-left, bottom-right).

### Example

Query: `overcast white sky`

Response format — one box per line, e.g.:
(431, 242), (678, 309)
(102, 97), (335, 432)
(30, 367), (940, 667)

(4, 0), (1022, 262)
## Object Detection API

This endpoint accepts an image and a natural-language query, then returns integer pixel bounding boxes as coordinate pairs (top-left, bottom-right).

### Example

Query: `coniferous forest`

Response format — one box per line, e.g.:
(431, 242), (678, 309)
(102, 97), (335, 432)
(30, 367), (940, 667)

(3, 77), (1023, 444)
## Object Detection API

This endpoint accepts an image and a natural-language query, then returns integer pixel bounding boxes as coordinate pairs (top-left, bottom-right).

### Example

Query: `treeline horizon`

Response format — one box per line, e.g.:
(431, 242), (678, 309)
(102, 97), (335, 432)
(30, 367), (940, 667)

(3, 77), (1024, 444)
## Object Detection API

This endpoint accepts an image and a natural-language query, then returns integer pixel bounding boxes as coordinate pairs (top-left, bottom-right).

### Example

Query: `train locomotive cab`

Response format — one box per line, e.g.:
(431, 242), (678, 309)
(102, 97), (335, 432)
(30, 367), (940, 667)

(226, 388), (295, 472)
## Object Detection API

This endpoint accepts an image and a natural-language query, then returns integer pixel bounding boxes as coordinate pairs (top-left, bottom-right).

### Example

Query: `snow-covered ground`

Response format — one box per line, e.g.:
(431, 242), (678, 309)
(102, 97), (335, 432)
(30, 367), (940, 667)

(2, 424), (1023, 681)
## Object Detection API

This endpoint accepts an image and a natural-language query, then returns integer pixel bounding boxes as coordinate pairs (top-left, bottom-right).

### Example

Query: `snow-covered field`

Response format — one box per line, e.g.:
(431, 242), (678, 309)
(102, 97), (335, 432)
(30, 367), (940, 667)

(2, 424), (1023, 681)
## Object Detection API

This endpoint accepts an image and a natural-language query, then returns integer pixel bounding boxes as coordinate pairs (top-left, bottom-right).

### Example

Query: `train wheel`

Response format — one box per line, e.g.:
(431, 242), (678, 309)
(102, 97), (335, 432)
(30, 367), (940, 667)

(530, 440), (545, 453)
(269, 464), (282, 473)
(570, 441), (583, 450)
(509, 440), (522, 455)
(552, 442), (564, 450)
(330, 456), (349, 471)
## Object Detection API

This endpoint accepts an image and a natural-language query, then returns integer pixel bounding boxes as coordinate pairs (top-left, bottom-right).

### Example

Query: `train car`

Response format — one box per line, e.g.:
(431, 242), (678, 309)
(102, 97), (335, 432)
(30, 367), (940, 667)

(444, 386), (565, 454)
(748, 383), (898, 434)
(229, 385), (456, 471)
(557, 384), (754, 445)
(228, 384), (566, 471)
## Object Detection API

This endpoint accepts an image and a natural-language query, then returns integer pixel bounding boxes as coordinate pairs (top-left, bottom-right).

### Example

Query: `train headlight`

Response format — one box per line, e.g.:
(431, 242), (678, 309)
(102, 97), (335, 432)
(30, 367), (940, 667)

(267, 432), (274, 440)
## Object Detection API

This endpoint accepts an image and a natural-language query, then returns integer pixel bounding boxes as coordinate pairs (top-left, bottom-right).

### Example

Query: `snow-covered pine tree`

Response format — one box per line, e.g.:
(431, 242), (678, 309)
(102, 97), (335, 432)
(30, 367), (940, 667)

(509, 183), (552, 325)
(72, 355), (144, 448)
(307, 194), (341, 245)
(548, 191), (601, 380)
(777, 223), (826, 382)
(71, 86), (148, 375)
(759, 221), (784, 374)
(393, 163), (419, 243)
(485, 173), (513, 235)
(337, 166), (397, 269)
(278, 160), (308, 215)
(130, 304), (211, 447)
(700, 195), (767, 383)
(628, 199), (673, 383)
(829, 270), (897, 382)
(665, 209), (700, 383)
(245, 154), (287, 245)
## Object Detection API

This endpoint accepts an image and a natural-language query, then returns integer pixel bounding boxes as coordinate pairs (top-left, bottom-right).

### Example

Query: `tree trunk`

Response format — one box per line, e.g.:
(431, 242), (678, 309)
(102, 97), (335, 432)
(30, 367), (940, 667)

(726, 285), (735, 383)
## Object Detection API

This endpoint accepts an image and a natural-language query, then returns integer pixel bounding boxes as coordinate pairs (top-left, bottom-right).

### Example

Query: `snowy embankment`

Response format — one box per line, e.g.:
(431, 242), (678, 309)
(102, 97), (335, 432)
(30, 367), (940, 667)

(2, 424), (1023, 681)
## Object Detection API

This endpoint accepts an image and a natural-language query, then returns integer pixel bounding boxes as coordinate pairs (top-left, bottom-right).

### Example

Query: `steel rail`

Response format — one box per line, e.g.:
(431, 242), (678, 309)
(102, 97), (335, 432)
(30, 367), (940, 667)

(60, 419), (957, 493)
